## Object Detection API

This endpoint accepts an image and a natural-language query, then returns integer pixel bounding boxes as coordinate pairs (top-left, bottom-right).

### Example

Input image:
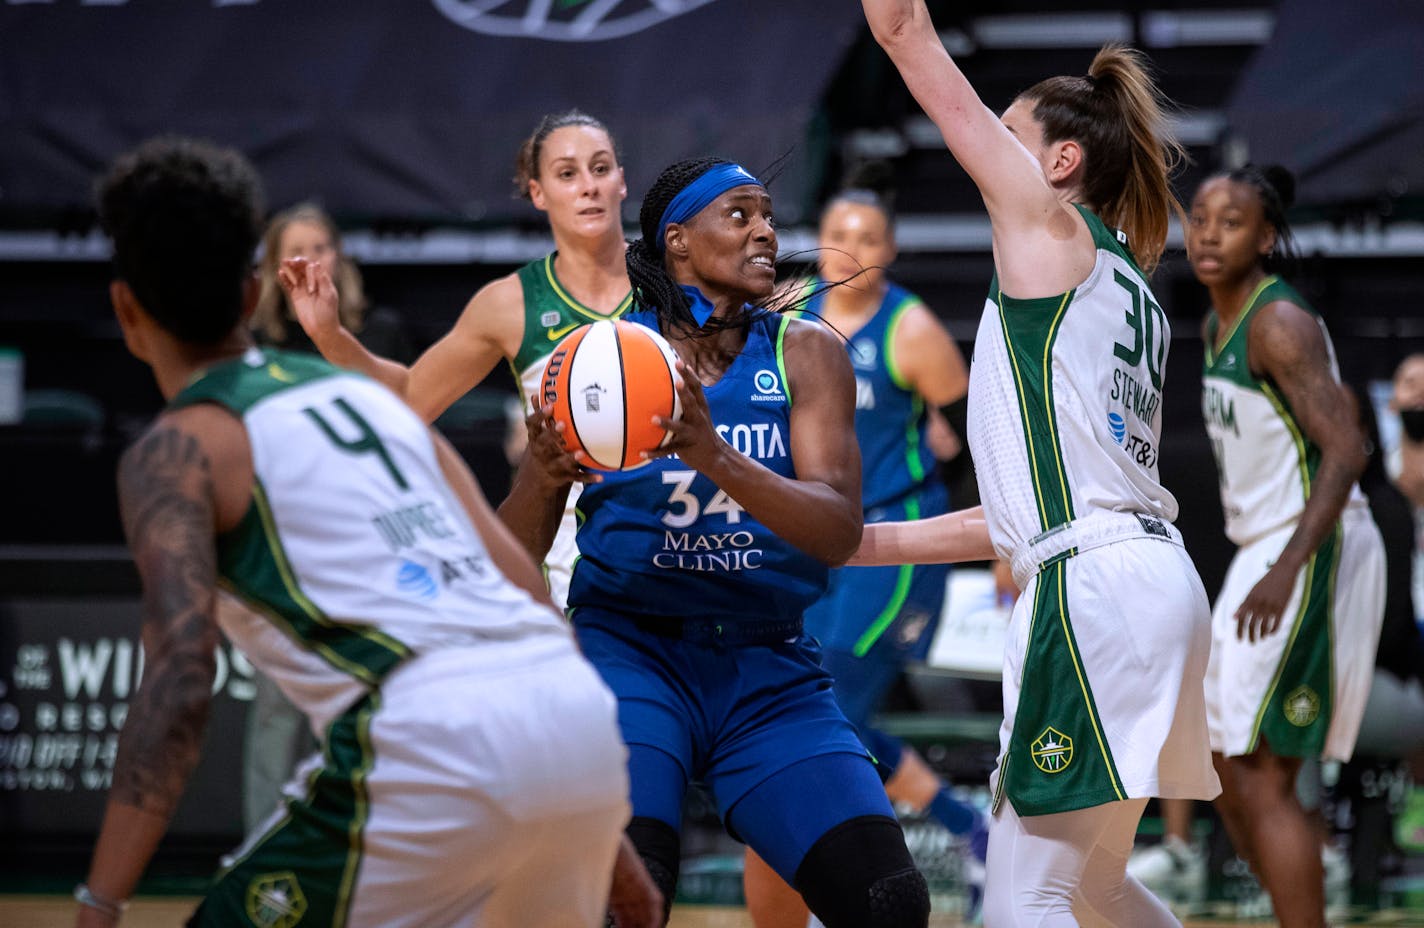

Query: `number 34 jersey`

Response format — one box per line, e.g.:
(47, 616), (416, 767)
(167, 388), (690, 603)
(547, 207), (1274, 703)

(169, 348), (568, 723)
(967, 206), (1179, 558)
(567, 309), (829, 625)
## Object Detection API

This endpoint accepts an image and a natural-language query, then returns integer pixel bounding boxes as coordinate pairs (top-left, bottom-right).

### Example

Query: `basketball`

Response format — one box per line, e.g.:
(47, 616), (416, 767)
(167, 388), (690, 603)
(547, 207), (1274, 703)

(541, 319), (682, 471)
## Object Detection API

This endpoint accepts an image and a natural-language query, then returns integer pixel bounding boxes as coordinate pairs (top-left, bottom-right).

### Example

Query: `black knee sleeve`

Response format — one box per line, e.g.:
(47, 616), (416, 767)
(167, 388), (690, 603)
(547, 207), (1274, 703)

(794, 815), (930, 928)
(626, 816), (679, 922)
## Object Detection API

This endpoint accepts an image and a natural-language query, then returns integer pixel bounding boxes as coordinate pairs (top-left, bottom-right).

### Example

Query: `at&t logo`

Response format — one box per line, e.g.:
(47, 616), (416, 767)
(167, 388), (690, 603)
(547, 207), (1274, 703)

(431, 0), (719, 41)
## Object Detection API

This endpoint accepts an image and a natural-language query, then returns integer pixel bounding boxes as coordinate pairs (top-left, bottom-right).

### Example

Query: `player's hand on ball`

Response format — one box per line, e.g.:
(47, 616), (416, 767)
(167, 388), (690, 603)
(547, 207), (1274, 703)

(277, 256), (341, 342)
(1234, 563), (1293, 642)
(522, 403), (601, 488)
(646, 360), (724, 473)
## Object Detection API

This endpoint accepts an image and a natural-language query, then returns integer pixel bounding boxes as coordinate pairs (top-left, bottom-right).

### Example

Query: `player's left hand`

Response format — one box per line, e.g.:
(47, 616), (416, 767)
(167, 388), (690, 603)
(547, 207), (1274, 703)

(1234, 563), (1296, 642)
(645, 360), (726, 474)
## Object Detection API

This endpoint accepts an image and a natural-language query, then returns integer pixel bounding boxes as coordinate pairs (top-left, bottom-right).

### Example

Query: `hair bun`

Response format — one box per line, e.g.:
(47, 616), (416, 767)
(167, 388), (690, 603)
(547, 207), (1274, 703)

(841, 159), (896, 196)
(1261, 164), (1296, 210)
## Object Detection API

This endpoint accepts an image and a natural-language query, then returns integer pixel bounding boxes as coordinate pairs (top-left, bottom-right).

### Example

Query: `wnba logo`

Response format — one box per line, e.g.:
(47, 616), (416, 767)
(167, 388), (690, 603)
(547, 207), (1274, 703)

(431, 0), (719, 41)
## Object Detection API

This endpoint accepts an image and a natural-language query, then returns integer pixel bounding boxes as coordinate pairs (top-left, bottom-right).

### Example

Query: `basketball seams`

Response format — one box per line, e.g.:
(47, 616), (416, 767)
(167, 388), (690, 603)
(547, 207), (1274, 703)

(614, 320), (631, 468)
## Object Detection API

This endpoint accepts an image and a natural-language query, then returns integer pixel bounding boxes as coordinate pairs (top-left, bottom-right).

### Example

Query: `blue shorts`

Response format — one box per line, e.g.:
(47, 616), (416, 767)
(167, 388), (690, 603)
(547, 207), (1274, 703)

(572, 606), (894, 880)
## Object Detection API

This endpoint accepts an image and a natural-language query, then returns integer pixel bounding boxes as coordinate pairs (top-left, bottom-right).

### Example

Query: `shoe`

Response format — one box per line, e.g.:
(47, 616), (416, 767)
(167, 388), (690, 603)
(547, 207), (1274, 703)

(1126, 835), (1205, 889)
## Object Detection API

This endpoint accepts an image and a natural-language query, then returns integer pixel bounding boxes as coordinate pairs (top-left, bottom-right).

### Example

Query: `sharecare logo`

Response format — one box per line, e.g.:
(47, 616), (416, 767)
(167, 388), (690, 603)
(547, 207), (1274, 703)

(431, 0), (720, 42)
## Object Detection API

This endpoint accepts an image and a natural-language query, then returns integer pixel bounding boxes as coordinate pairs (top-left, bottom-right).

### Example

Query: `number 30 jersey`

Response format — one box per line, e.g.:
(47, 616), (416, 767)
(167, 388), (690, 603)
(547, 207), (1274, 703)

(169, 348), (568, 724)
(967, 206), (1179, 559)
(567, 309), (829, 624)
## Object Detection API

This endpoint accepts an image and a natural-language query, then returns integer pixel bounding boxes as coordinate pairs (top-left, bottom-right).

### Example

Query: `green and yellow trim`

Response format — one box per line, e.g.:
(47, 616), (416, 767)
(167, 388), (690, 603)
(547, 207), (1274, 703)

(882, 295), (922, 391)
(543, 254), (634, 323)
(1205, 274), (1277, 367)
(851, 496), (923, 657)
(998, 289), (1076, 532)
(775, 314), (793, 405)
(219, 482), (411, 684)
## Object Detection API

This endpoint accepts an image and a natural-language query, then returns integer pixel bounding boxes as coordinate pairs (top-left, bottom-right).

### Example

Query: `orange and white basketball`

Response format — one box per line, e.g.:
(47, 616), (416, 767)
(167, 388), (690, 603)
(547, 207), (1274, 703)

(541, 319), (682, 471)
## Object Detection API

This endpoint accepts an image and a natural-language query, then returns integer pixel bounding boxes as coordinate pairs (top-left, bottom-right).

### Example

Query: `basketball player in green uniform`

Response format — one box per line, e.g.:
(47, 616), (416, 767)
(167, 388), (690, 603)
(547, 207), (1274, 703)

(75, 136), (660, 928)
(295, 110), (632, 606)
(853, 1), (1222, 924)
(1193, 165), (1384, 928)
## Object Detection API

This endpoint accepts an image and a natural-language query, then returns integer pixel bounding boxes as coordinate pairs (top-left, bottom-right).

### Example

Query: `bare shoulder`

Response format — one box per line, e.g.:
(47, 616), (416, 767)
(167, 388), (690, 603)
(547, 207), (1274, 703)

(1248, 299), (1328, 367)
(122, 404), (252, 532)
(780, 312), (845, 355)
(455, 271), (526, 334)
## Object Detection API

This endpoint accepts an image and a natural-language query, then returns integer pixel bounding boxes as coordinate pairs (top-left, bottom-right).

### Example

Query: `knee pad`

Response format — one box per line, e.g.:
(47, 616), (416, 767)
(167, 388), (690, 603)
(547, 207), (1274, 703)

(626, 816), (679, 921)
(794, 815), (930, 928)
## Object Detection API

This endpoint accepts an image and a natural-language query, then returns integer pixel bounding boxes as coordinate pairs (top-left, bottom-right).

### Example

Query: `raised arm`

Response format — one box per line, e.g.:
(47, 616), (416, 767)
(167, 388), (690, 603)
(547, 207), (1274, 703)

(1234, 302), (1368, 641)
(655, 320), (862, 566)
(862, 0), (1059, 229)
(78, 413), (230, 925)
(281, 258), (520, 423)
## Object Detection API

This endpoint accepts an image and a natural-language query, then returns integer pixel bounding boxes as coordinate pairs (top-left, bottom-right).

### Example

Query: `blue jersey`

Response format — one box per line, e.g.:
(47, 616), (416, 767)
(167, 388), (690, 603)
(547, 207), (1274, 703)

(567, 309), (828, 624)
(801, 281), (940, 512)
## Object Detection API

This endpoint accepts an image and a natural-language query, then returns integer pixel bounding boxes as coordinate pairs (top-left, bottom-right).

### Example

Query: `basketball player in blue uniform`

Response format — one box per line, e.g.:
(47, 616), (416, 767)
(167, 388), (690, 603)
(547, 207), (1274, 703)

(512, 158), (930, 927)
(746, 188), (985, 927)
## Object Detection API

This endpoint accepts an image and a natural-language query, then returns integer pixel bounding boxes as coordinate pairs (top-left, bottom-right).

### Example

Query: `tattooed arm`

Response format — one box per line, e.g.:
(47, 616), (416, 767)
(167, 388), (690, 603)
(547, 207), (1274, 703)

(78, 408), (248, 926)
(1232, 301), (1368, 643)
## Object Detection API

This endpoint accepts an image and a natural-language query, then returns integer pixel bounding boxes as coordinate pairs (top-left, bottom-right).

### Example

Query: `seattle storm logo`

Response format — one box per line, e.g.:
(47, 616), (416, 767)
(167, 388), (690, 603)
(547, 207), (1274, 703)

(1031, 727), (1074, 774)
(431, 0), (719, 42)
(1284, 685), (1321, 727)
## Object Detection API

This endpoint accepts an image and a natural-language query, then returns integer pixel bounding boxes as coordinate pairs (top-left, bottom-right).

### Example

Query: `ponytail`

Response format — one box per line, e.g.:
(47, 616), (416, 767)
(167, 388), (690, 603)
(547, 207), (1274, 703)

(1021, 44), (1185, 273)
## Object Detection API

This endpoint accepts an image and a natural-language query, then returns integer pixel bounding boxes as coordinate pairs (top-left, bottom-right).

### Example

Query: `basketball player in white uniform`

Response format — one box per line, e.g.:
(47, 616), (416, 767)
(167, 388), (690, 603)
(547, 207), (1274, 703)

(1193, 165), (1385, 928)
(75, 137), (659, 928)
(855, 1), (1219, 924)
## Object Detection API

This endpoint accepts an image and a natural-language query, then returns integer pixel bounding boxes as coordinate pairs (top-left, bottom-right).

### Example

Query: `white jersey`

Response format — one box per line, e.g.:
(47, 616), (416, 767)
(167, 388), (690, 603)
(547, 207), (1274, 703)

(1201, 274), (1367, 546)
(967, 206), (1178, 560)
(180, 347), (569, 732)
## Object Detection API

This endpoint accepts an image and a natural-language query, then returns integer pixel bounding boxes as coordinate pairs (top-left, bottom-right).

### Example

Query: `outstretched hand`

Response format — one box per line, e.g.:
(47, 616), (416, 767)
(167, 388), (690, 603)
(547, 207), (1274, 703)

(644, 360), (726, 474)
(276, 257), (341, 342)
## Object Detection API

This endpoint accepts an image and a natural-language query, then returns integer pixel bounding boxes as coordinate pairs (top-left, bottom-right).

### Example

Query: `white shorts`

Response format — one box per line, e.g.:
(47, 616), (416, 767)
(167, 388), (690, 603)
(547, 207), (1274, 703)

(1206, 505), (1386, 762)
(200, 633), (630, 928)
(993, 513), (1220, 817)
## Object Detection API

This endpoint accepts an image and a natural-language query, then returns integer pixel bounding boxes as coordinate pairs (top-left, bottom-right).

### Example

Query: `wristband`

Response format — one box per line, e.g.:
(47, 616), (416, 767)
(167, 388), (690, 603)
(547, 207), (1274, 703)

(74, 883), (128, 919)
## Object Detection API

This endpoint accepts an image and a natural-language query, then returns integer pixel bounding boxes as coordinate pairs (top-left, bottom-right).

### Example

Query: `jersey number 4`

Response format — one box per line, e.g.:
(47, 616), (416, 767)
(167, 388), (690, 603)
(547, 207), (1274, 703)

(303, 397), (411, 490)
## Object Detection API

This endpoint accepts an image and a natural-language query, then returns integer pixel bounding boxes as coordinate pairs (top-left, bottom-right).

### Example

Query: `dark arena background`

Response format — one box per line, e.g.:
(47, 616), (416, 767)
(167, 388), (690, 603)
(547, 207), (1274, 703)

(2, 0), (1423, 924)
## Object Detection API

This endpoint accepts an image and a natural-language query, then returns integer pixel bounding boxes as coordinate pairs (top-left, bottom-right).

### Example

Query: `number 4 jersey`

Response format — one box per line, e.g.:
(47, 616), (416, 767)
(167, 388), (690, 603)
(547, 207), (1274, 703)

(567, 309), (829, 624)
(169, 347), (568, 727)
(967, 206), (1180, 557)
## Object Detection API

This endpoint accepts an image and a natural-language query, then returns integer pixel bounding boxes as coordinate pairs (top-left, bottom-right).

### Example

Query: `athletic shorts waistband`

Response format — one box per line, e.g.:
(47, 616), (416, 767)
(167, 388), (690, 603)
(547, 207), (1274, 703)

(629, 615), (804, 648)
(1009, 510), (1182, 589)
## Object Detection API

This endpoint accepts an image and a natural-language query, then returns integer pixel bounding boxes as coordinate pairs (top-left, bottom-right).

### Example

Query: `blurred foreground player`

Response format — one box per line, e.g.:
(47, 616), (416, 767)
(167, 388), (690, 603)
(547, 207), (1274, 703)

(74, 136), (658, 928)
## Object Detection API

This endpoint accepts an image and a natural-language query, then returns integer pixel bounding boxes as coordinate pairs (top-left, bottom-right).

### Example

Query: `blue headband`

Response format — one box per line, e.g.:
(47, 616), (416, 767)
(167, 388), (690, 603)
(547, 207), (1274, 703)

(654, 162), (762, 253)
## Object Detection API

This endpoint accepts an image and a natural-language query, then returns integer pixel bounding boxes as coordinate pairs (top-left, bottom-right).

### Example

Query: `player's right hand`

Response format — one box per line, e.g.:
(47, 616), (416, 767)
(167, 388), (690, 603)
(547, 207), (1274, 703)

(277, 256), (341, 342)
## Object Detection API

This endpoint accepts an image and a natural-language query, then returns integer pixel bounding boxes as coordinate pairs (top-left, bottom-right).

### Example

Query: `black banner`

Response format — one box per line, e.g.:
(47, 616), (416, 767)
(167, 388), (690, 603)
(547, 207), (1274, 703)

(0, 596), (251, 838)
(0, 0), (864, 225)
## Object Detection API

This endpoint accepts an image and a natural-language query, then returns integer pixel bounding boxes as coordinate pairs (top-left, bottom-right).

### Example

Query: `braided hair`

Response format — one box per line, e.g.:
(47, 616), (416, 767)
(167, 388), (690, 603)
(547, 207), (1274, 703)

(1220, 163), (1298, 274)
(626, 157), (731, 336)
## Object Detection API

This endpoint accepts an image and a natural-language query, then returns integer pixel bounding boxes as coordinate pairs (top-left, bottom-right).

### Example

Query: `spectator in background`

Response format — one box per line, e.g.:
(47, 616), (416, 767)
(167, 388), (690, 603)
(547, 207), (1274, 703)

(253, 202), (413, 363)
